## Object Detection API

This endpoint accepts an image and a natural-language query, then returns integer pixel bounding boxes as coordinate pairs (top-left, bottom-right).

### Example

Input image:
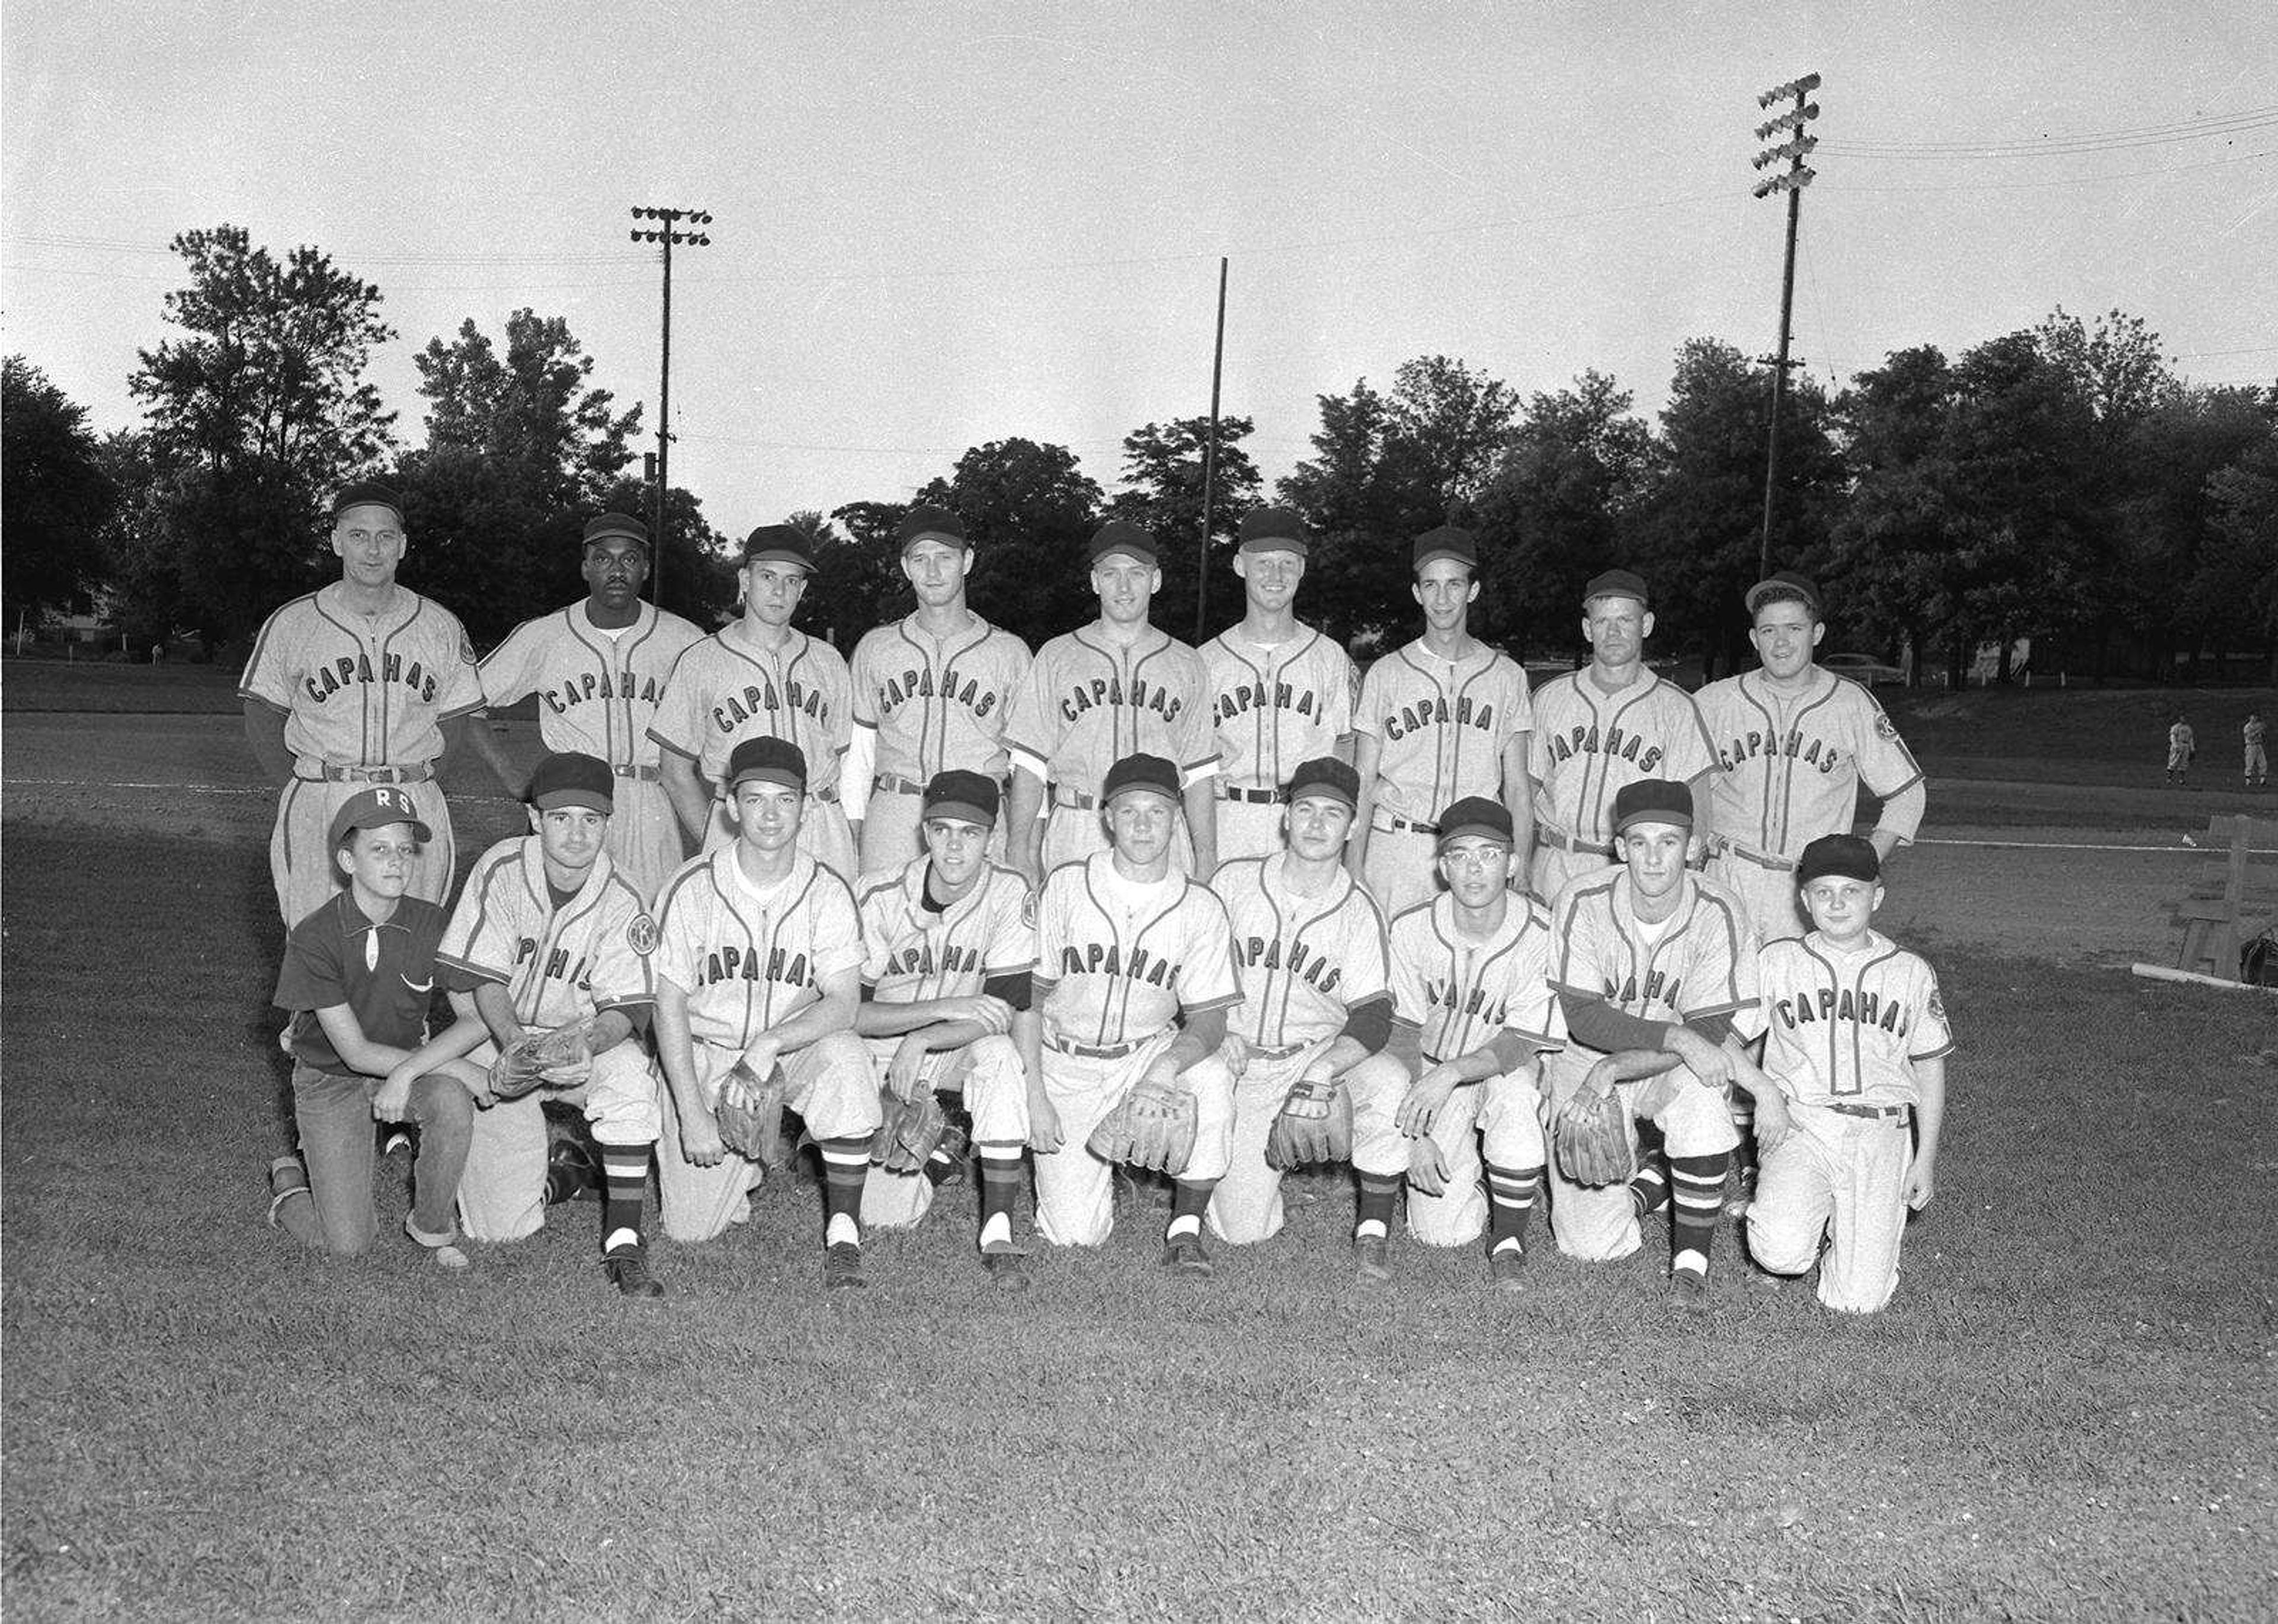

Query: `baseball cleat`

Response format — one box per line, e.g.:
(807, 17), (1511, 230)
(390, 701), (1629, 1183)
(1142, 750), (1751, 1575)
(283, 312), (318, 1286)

(381, 1130), (413, 1158)
(1723, 1168), (1758, 1221)
(824, 1241), (867, 1290)
(925, 1123), (972, 1189)
(1669, 1268), (1711, 1312)
(1162, 1235), (1215, 1278)
(981, 1246), (1031, 1292)
(1487, 1243), (1528, 1292)
(1352, 1234), (1392, 1286)
(545, 1138), (600, 1204)
(266, 1155), (311, 1228)
(431, 1243), (471, 1272)
(602, 1246), (666, 1301)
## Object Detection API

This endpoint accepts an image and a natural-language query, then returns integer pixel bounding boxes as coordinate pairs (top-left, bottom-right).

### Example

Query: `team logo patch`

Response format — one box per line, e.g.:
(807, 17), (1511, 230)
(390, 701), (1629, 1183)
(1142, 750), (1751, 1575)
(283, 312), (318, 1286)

(1875, 711), (1898, 740)
(1927, 983), (1945, 1024)
(626, 913), (659, 957)
(1020, 889), (1038, 930)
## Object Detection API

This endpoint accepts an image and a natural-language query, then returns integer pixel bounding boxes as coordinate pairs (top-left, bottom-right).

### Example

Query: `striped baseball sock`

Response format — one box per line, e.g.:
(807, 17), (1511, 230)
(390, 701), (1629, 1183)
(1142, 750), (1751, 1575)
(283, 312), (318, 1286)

(1628, 1163), (1671, 1219)
(599, 1143), (650, 1253)
(1729, 1100), (1759, 1180)
(1356, 1171), (1401, 1238)
(1484, 1161), (1542, 1253)
(1668, 1152), (1730, 1273)
(977, 1144), (1023, 1247)
(1166, 1178), (1216, 1241)
(818, 1136), (870, 1247)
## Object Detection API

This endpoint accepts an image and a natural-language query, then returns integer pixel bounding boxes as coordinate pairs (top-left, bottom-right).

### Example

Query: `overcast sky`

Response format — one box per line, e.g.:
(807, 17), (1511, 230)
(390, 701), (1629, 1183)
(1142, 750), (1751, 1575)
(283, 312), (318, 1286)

(5, 1), (2273, 537)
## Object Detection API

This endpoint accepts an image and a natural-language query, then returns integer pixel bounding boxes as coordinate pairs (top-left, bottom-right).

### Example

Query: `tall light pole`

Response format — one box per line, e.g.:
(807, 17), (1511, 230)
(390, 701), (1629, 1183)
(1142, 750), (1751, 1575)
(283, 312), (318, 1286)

(1196, 257), (1229, 644)
(630, 206), (711, 605)
(1752, 74), (1819, 579)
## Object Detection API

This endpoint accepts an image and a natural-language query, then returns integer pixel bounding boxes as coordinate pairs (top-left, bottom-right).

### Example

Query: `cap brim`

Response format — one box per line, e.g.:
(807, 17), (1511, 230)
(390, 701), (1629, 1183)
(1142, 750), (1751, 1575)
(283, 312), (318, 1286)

(742, 550), (812, 571)
(1435, 821), (1512, 851)
(1746, 577), (1820, 614)
(1414, 549), (1472, 571)
(921, 799), (996, 826)
(730, 769), (806, 794)
(335, 816), (433, 845)
(1614, 812), (1693, 835)
(534, 789), (613, 814)
(901, 531), (969, 552)
(1239, 537), (1308, 555)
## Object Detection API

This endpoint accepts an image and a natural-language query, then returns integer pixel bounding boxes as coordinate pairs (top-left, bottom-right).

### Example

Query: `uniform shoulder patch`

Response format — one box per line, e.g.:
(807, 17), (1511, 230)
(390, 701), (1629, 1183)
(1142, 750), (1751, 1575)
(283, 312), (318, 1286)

(1926, 982), (1945, 1024)
(626, 913), (659, 957)
(1874, 710), (1899, 740)
(1020, 889), (1039, 930)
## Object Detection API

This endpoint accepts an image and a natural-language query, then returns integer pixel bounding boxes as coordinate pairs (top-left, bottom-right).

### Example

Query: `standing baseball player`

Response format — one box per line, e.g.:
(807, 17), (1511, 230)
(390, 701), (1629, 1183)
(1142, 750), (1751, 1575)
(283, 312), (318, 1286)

(2165, 714), (2196, 786)
(438, 753), (670, 1300)
(240, 482), (488, 929)
(851, 770), (1039, 1287)
(1542, 780), (1762, 1308)
(1351, 526), (1534, 917)
(1693, 571), (1925, 945)
(845, 505), (1032, 873)
(1003, 521), (1220, 887)
(471, 513), (705, 900)
(1338, 798), (1563, 1286)
(1201, 508), (1357, 867)
(1745, 833), (1953, 1313)
(1207, 757), (1392, 1247)
(1528, 569), (1719, 902)
(651, 524), (857, 878)
(1025, 753), (1242, 1275)
(650, 738), (880, 1288)
(2246, 711), (2269, 789)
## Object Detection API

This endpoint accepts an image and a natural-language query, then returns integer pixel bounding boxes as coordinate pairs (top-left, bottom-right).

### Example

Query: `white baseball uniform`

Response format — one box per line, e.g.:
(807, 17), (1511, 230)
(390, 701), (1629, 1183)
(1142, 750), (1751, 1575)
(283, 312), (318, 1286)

(1527, 668), (1717, 900)
(1201, 625), (1357, 863)
(848, 613), (1032, 871)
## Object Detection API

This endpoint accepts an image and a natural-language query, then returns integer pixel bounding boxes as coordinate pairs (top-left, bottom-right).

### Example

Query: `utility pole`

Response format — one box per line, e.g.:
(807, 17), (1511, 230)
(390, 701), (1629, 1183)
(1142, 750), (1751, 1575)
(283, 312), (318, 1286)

(1752, 74), (1820, 580)
(1196, 257), (1229, 645)
(630, 206), (712, 606)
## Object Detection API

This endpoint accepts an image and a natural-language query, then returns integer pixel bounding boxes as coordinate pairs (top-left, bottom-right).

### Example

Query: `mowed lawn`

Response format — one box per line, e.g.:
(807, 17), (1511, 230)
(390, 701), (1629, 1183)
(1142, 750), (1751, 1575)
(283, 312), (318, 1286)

(4, 818), (2273, 1621)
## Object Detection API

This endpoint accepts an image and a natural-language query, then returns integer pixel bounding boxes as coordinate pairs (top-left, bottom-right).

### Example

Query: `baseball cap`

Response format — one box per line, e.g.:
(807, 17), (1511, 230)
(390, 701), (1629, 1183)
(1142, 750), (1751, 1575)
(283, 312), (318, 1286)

(1612, 779), (1693, 835)
(1412, 525), (1477, 572)
(1102, 753), (1181, 804)
(922, 769), (1000, 826)
(1284, 756), (1360, 811)
(331, 481), (404, 525)
(583, 512), (650, 551)
(526, 752), (614, 814)
(1583, 568), (1650, 609)
(741, 524), (816, 571)
(1746, 569), (1823, 619)
(328, 785), (432, 849)
(1797, 833), (1881, 886)
(1237, 507), (1309, 555)
(1434, 796), (1513, 851)
(895, 505), (968, 553)
(1088, 519), (1159, 566)
(726, 736), (807, 795)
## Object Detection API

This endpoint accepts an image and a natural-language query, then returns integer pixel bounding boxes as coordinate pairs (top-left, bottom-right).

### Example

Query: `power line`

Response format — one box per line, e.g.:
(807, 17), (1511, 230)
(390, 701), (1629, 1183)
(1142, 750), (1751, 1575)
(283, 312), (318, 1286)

(1822, 106), (2278, 158)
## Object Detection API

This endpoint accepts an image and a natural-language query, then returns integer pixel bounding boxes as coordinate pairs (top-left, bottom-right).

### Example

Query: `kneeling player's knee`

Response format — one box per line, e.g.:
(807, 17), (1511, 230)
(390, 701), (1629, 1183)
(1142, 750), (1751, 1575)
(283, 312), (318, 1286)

(1745, 1211), (1821, 1276)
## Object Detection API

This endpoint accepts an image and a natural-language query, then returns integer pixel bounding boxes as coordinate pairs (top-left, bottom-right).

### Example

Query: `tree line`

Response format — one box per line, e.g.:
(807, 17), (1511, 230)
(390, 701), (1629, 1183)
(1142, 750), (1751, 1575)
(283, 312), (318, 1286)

(5, 224), (2274, 682)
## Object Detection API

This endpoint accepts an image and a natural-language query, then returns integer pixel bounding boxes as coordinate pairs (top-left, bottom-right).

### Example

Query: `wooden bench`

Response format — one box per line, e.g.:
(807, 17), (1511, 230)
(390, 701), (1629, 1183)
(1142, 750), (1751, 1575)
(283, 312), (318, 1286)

(2173, 815), (2278, 980)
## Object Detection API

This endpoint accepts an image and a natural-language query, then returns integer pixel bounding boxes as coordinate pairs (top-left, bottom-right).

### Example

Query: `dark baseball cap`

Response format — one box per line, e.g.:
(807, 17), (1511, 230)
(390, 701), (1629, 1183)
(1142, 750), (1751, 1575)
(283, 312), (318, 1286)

(1412, 525), (1477, 572)
(922, 769), (999, 827)
(328, 785), (432, 849)
(1435, 796), (1513, 851)
(1088, 519), (1158, 566)
(583, 512), (650, 551)
(741, 524), (816, 570)
(1284, 756), (1360, 811)
(1746, 569), (1823, 619)
(895, 505), (967, 553)
(727, 736), (807, 794)
(1583, 568), (1650, 609)
(1237, 507), (1309, 555)
(332, 481), (404, 524)
(1102, 753), (1181, 804)
(1612, 779), (1693, 834)
(527, 751), (614, 814)
(1797, 833), (1881, 886)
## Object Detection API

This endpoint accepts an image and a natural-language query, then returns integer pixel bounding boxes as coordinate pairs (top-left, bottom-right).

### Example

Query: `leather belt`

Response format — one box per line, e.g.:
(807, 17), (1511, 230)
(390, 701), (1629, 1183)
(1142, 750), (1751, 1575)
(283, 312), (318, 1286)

(809, 784), (839, 805)
(1708, 833), (1795, 872)
(1372, 811), (1438, 835)
(305, 763), (433, 785)
(1218, 785), (1281, 804)
(874, 773), (926, 796)
(612, 764), (661, 782)
(1538, 824), (1612, 856)
(1047, 1032), (1155, 1060)
(1813, 1099), (1912, 1121)
(1249, 1039), (1313, 1061)
(1053, 788), (1099, 811)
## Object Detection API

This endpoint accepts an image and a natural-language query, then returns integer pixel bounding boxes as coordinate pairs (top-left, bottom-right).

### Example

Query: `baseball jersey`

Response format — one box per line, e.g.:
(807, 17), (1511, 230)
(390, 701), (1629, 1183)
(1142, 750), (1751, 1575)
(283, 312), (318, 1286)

(240, 583), (484, 767)
(1356, 639), (1533, 821)
(649, 624), (853, 797)
(273, 893), (457, 1071)
(857, 858), (1036, 1004)
(850, 613), (1032, 784)
(1032, 853), (1242, 1049)
(1547, 870), (1757, 1042)
(2247, 718), (2267, 749)
(1201, 625), (1357, 790)
(1757, 932), (1954, 1107)
(1217, 854), (1391, 1049)
(479, 602), (705, 770)
(653, 848), (863, 1049)
(1695, 670), (1924, 857)
(1528, 670), (1717, 845)
(437, 836), (657, 1028)
(2171, 722), (2196, 755)
(1386, 894), (1564, 1062)
(1004, 626), (1218, 795)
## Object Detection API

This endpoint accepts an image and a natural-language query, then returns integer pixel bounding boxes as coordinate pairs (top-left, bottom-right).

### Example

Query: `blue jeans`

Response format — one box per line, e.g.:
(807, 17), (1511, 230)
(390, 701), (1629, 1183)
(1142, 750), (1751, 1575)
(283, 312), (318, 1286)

(289, 1064), (473, 1255)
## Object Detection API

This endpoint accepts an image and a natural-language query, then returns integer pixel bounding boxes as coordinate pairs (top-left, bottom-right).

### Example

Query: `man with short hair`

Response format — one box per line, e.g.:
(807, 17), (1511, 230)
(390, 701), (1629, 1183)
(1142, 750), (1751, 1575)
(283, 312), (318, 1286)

(1350, 526), (1534, 916)
(2246, 711), (2268, 789)
(1201, 508), (1358, 865)
(651, 523), (857, 878)
(845, 505), (1032, 872)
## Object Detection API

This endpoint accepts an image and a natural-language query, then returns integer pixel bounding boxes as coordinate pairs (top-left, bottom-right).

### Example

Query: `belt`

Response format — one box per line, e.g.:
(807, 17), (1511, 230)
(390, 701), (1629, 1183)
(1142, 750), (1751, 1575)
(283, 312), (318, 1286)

(809, 784), (839, 805)
(1218, 785), (1281, 805)
(1812, 1099), (1912, 1121)
(874, 773), (925, 796)
(1372, 811), (1438, 835)
(1708, 833), (1795, 872)
(1053, 788), (1099, 811)
(1248, 1039), (1313, 1061)
(612, 764), (661, 782)
(1046, 1032), (1157, 1060)
(1538, 824), (1612, 857)
(304, 763), (433, 785)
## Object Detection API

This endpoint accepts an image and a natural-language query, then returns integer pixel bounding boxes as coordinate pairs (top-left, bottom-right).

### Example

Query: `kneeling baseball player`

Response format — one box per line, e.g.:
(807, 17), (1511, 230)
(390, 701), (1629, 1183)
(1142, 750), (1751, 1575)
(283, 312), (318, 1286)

(651, 738), (882, 1289)
(1744, 834), (1952, 1313)
(850, 770), (1040, 1288)
(1027, 753), (1243, 1276)
(438, 753), (669, 1299)
(1340, 798), (1564, 1287)
(1207, 757), (1392, 1247)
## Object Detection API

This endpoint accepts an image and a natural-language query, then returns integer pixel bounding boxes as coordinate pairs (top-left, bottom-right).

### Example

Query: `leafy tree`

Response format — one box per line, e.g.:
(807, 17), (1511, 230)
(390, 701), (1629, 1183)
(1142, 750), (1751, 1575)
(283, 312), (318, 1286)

(1827, 346), (1964, 679)
(1388, 355), (1523, 511)
(2, 357), (115, 623)
(1103, 415), (1261, 644)
(1277, 380), (1445, 649)
(2200, 412), (2278, 681)
(2114, 385), (2273, 679)
(905, 438), (1103, 644)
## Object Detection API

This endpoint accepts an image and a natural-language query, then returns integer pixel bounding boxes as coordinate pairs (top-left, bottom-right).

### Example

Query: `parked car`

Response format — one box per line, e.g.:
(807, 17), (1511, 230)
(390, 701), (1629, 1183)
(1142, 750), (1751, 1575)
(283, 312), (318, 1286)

(1822, 652), (1904, 686)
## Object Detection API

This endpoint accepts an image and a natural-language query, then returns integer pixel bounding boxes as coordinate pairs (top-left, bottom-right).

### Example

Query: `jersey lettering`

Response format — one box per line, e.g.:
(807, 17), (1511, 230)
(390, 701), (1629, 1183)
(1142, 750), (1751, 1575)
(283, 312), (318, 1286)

(712, 677), (832, 735)
(1059, 676), (1186, 727)
(1423, 975), (1508, 1028)
(1383, 694), (1497, 743)
(1602, 968), (1682, 1007)
(695, 942), (812, 992)
(883, 940), (985, 980)
(1214, 680), (1322, 728)
(1776, 983), (1910, 1036)
(303, 651), (441, 706)
(543, 668), (665, 715)
(1235, 933), (1344, 996)
(879, 665), (1000, 720)
(1717, 726), (1843, 776)
(1545, 724), (1664, 774)
(1060, 942), (1183, 986)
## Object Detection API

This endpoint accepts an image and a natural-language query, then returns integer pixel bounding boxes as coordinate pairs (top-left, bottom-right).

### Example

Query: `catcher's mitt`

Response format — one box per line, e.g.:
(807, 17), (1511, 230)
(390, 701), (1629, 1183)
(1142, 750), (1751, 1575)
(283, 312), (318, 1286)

(1086, 1077), (1198, 1175)
(871, 1088), (949, 1174)
(1554, 1086), (1635, 1187)
(488, 1019), (596, 1102)
(715, 1059), (793, 1166)
(1407, 1136), (1452, 1196)
(1265, 1073), (1353, 1171)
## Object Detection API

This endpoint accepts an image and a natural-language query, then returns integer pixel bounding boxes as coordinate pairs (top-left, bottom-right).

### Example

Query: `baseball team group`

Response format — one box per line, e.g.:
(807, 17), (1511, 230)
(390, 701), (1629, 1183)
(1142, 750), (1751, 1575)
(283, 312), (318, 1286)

(249, 482), (1951, 1316)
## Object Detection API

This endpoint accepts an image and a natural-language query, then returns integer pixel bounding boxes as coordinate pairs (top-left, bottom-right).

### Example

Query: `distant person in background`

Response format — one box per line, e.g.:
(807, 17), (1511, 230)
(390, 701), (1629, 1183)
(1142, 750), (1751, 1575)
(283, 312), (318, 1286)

(2244, 711), (2267, 789)
(2166, 714), (2195, 786)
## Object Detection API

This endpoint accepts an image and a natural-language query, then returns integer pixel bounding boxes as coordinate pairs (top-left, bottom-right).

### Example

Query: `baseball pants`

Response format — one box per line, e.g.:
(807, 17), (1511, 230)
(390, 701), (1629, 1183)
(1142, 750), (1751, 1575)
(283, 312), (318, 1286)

(654, 1030), (879, 1244)
(288, 1061), (474, 1257)
(1747, 1104), (1916, 1314)
(1207, 1037), (1332, 1246)
(1212, 796), (1286, 868)
(454, 1040), (663, 1244)
(1344, 1050), (1545, 1247)
(270, 775), (454, 929)
(1041, 801), (1197, 875)
(1362, 822), (1441, 918)
(1032, 1031), (1235, 1247)
(1708, 851), (1805, 945)
(702, 795), (858, 881)
(1541, 1045), (1741, 1262)
(2247, 743), (2268, 784)
(858, 1033), (1025, 1230)
(1530, 844), (1612, 908)
(857, 782), (1011, 875)
(606, 775), (689, 903)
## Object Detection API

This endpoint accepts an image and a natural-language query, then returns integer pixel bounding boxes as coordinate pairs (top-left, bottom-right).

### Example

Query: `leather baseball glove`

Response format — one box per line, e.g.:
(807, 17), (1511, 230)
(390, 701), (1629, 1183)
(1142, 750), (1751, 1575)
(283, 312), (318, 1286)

(871, 1088), (948, 1174)
(1086, 1077), (1198, 1175)
(1554, 1085), (1636, 1187)
(1265, 1073), (1353, 1171)
(488, 1019), (596, 1102)
(715, 1059), (793, 1166)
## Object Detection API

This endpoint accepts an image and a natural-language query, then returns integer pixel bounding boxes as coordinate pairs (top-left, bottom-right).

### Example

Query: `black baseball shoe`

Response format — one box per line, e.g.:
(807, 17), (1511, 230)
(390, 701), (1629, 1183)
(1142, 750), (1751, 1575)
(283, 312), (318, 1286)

(824, 1241), (866, 1290)
(545, 1137), (601, 1204)
(1487, 1241), (1528, 1292)
(603, 1245), (666, 1301)
(980, 1240), (1030, 1292)
(1669, 1267), (1711, 1313)
(1353, 1234), (1392, 1287)
(1162, 1234), (1215, 1278)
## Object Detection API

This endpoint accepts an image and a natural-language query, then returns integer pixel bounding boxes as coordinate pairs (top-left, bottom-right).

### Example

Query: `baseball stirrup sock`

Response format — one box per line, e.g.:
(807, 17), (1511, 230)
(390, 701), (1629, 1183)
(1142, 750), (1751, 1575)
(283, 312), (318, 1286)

(1628, 1164), (1671, 1219)
(599, 1145), (648, 1244)
(1166, 1178), (1216, 1241)
(818, 1136), (871, 1232)
(1357, 1171), (1401, 1233)
(1484, 1162), (1542, 1247)
(977, 1145), (1023, 1228)
(1669, 1152), (1730, 1265)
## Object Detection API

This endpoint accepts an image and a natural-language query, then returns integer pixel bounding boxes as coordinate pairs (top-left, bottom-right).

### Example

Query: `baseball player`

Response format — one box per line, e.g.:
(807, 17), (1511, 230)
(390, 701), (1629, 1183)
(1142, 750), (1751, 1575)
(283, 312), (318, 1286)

(471, 513), (705, 900)
(266, 788), (491, 1268)
(1745, 833), (1953, 1314)
(438, 753), (670, 1300)
(1201, 508), (1357, 866)
(240, 482), (488, 929)
(1339, 798), (1563, 1286)
(1025, 753), (1242, 1275)
(851, 770), (1039, 1287)
(1003, 521), (1220, 887)
(650, 737), (880, 1288)
(1207, 757), (1392, 1247)
(845, 505), (1033, 872)
(651, 524), (857, 878)
(1694, 571), (1925, 945)
(2166, 714), (2196, 785)
(1351, 526), (1534, 917)
(1542, 779), (1761, 1309)
(2246, 711), (2269, 789)
(1528, 569), (1719, 902)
